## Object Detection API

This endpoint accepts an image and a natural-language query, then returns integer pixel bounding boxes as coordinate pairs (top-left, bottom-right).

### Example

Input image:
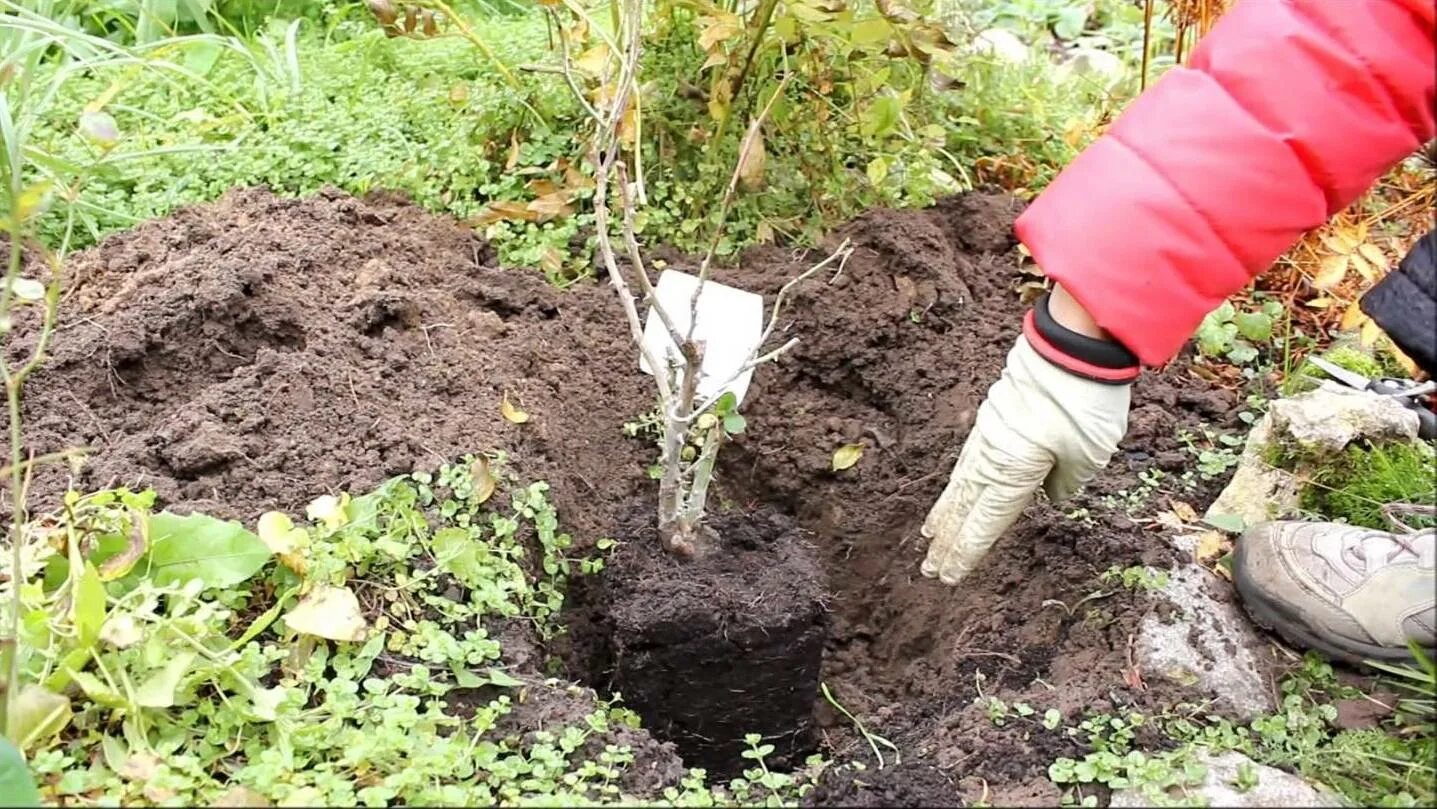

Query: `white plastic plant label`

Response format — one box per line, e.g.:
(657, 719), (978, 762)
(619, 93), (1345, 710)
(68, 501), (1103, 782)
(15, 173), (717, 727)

(639, 269), (764, 407)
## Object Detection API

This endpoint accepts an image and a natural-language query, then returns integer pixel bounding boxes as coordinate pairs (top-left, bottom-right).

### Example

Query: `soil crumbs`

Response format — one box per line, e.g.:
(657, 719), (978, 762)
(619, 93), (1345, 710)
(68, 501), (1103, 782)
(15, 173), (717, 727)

(16, 187), (1246, 806)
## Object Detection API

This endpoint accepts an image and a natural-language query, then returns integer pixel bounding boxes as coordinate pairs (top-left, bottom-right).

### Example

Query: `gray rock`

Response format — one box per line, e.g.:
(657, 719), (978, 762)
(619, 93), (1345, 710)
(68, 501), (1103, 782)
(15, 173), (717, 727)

(1137, 563), (1274, 718)
(1058, 47), (1126, 90)
(971, 28), (1029, 64)
(1268, 383), (1420, 455)
(1206, 417), (1302, 529)
(1110, 751), (1344, 807)
(1206, 384), (1420, 529)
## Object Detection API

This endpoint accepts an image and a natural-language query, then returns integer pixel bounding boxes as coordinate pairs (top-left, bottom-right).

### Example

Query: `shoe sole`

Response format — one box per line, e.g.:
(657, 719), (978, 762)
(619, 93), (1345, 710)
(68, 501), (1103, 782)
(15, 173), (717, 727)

(1232, 539), (1433, 666)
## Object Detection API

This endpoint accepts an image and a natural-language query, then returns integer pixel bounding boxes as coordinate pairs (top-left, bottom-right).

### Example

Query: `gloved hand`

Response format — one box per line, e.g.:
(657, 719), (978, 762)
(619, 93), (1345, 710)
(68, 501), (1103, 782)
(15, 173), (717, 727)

(920, 294), (1138, 584)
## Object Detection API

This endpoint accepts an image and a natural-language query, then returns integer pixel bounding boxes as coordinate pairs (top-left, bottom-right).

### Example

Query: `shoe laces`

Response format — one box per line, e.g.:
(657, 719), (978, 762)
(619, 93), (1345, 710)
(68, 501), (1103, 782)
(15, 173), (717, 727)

(1341, 529), (1436, 573)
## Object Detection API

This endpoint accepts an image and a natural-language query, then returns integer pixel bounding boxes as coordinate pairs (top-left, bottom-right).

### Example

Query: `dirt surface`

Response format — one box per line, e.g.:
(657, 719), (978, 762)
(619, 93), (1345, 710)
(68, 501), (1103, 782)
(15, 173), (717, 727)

(573, 506), (826, 775)
(13, 186), (1243, 803)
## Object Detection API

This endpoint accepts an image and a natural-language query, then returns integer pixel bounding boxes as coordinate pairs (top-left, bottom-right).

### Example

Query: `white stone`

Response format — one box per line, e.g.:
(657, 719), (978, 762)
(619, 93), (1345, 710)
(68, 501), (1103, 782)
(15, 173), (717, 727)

(1268, 383), (1420, 455)
(1136, 564), (1274, 718)
(1205, 417), (1302, 529)
(1111, 751), (1344, 807)
(971, 28), (1029, 64)
(1058, 46), (1126, 90)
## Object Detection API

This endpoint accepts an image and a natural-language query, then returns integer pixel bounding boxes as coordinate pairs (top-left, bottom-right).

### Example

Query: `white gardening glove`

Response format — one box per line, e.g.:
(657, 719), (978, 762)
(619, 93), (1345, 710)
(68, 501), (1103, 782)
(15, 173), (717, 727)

(920, 329), (1133, 585)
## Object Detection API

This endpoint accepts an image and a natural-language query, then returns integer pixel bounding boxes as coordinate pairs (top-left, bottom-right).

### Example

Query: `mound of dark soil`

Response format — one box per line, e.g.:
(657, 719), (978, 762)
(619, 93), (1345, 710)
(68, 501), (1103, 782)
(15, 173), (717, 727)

(12, 186), (1240, 803)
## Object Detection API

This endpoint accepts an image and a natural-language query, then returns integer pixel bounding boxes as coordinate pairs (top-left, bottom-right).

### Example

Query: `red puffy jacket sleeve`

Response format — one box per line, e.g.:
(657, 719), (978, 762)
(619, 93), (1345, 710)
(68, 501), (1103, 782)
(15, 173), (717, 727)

(1013, 0), (1436, 367)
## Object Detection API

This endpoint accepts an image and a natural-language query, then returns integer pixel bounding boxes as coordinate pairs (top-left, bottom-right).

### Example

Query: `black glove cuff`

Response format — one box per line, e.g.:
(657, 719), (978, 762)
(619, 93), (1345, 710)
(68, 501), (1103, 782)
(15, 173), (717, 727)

(1026, 294), (1141, 384)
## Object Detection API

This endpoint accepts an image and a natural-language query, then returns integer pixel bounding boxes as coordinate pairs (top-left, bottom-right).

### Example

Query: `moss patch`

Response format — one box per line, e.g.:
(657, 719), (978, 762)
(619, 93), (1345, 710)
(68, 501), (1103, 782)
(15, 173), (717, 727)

(1298, 441), (1437, 530)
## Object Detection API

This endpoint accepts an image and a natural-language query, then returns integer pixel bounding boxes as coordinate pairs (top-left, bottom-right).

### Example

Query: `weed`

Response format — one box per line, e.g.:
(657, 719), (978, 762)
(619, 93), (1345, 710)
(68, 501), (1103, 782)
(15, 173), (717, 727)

(1052, 654), (1437, 807)
(1195, 299), (1283, 368)
(7, 455), (820, 805)
(1177, 426), (1244, 480)
(1298, 442), (1437, 530)
(1100, 565), (1169, 592)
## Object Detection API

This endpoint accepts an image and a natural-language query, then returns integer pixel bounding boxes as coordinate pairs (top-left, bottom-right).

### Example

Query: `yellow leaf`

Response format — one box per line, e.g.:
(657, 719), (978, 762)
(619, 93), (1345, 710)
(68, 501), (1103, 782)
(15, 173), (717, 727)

(1319, 233), (1354, 256)
(737, 125), (766, 191)
(1338, 299), (1368, 332)
(701, 49), (728, 71)
(14, 181), (53, 224)
(539, 246), (565, 277)
(1360, 318), (1382, 347)
(1304, 297), (1333, 309)
(472, 456), (497, 504)
(1331, 223), (1362, 253)
(505, 131), (521, 171)
(1312, 255), (1349, 290)
(501, 393), (530, 424)
(1349, 252), (1374, 282)
(574, 43), (611, 78)
(697, 14), (741, 52)
(284, 585), (367, 642)
(831, 443), (864, 472)
(1169, 500), (1198, 523)
(257, 511), (309, 576)
(305, 494), (349, 530)
(1194, 530), (1231, 565)
(1357, 243), (1388, 274)
(619, 103), (639, 147)
(1386, 341), (1421, 378)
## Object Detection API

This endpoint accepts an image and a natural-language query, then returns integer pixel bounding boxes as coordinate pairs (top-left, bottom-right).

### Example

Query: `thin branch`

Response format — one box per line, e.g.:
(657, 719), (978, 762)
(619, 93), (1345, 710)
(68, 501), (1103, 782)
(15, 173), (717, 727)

(686, 75), (792, 343)
(678, 240), (853, 422)
(544, 9), (598, 122)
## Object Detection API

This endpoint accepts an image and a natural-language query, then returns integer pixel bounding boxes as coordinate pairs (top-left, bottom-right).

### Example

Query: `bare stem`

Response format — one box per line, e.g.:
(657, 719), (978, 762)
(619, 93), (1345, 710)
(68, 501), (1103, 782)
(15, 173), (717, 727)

(686, 76), (791, 344)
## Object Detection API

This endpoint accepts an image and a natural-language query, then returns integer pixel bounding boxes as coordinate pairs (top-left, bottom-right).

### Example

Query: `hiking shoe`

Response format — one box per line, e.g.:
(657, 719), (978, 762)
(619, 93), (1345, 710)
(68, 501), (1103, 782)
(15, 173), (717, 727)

(1233, 521), (1436, 663)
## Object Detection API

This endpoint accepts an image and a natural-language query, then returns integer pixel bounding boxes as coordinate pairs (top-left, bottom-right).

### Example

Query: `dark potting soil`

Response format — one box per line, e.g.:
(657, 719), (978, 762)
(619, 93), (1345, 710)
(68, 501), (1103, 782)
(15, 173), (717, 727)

(570, 506), (826, 776)
(11, 186), (1241, 804)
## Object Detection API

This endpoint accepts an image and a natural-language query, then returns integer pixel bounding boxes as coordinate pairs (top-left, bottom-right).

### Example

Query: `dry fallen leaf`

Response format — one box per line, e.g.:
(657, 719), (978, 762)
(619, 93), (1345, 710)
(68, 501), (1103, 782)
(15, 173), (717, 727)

(501, 393), (531, 424)
(1193, 530), (1231, 566)
(472, 456), (497, 504)
(284, 585), (368, 642)
(1169, 500), (1198, 523)
(1313, 255), (1349, 290)
(469, 201), (538, 227)
(832, 443), (864, 472)
(1360, 318), (1382, 347)
(574, 43), (612, 78)
(1357, 242), (1388, 274)
(1339, 299), (1368, 332)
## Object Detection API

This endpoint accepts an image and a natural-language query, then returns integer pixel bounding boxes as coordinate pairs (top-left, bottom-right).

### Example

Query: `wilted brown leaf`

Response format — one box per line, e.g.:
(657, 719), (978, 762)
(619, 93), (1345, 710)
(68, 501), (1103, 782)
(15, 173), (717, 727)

(469, 201), (538, 227)
(526, 191), (575, 222)
(697, 13), (742, 52)
(574, 43), (611, 78)
(1193, 530), (1231, 565)
(1313, 255), (1349, 290)
(737, 126), (767, 191)
(1170, 500), (1199, 523)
